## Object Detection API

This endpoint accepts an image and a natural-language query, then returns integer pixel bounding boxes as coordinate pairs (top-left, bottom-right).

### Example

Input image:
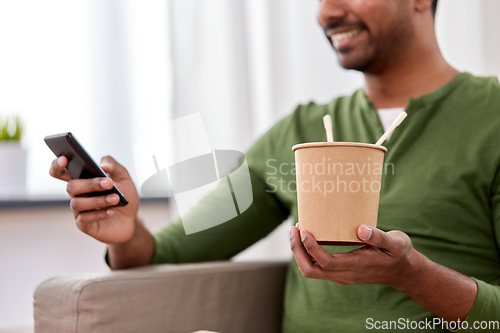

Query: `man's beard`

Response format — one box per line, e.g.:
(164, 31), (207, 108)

(333, 16), (415, 74)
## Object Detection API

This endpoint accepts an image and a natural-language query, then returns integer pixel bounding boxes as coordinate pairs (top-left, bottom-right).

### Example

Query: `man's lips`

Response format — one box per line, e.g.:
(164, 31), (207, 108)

(327, 27), (365, 51)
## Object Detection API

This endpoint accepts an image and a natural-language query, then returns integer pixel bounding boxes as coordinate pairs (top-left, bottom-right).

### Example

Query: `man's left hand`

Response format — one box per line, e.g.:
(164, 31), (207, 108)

(289, 224), (425, 291)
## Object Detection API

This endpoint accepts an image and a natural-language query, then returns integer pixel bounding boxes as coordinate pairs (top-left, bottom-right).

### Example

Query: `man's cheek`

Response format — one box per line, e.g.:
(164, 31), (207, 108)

(352, 0), (392, 34)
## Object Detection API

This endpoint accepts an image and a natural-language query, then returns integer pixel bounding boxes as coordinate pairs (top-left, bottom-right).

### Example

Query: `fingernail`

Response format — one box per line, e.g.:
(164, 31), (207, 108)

(359, 226), (373, 241)
(289, 226), (294, 238)
(300, 229), (306, 242)
(106, 194), (116, 204)
(100, 179), (112, 188)
(106, 208), (114, 216)
(56, 157), (63, 166)
(295, 222), (299, 228)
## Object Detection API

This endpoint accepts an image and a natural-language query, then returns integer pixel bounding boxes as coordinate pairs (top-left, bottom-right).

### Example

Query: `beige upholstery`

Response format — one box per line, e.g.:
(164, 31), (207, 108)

(34, 261), (288, 333)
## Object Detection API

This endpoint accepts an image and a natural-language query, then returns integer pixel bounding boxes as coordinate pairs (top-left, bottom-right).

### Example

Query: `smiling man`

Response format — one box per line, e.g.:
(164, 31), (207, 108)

(49, 0), (500, 332)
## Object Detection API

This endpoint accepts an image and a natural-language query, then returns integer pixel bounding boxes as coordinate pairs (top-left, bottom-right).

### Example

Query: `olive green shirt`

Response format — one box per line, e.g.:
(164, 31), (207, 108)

(151, 73), (500, 332)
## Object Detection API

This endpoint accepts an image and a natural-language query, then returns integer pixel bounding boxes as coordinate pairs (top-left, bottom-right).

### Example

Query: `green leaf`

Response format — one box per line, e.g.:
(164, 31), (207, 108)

(0, 118), (4, 140)
(0, 115), (23, 142)
(13, 115), (23, 141)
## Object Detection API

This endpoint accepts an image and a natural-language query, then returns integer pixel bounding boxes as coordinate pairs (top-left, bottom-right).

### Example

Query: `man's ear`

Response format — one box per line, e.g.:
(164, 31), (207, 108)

(413, 0), (433, 14)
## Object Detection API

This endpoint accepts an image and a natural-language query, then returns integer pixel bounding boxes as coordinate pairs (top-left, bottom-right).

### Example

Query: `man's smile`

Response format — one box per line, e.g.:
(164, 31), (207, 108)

(328, 27), (366, 51)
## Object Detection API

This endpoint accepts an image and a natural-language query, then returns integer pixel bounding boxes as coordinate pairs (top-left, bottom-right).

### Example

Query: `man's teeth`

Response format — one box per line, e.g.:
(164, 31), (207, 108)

(330, 29), (362, 44)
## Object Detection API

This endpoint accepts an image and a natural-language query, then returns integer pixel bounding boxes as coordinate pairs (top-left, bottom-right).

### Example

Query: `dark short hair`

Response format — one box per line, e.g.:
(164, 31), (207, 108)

(431, 0), (438, 18)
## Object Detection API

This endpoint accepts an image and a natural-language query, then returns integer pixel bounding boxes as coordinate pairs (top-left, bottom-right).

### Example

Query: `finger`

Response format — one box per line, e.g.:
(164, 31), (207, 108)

(386, 230), (412, 254)
(75, 209), (115, 231)
(311, 260), (357, 285)
(70, 194), (120, 213)
(66, 178), (113, 197)
(358, 225), (402, 253)
(299, 229), (336, 270)
(290, 226), (323, 279)
(49, 156), (73, 181)
(100, 156), (131, 181)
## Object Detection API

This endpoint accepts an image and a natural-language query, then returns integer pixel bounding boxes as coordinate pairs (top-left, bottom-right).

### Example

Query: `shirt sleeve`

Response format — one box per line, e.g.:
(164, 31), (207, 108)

(150, 168), (289, 263)
(149, 116), (293, 264)
(453, 174), (500, 332)
(451, 278), (500, 332)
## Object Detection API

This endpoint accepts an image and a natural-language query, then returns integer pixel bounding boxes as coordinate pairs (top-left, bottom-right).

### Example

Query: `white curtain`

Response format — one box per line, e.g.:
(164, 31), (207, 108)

(0, 0), (172, 196)
(85, 0), (172, 188)
(167, 0), (363, 155)
(436, 0), (500, 78)
(164, 0), (500, 157)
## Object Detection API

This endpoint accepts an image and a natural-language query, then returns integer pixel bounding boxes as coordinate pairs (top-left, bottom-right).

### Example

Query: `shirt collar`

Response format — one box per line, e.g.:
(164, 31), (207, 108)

(355, 72), (472, 112)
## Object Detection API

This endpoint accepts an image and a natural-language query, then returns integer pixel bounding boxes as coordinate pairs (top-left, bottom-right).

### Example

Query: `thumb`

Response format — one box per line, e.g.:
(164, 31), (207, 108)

(357, 225), (389, 250)
(100, 156), (131, 181)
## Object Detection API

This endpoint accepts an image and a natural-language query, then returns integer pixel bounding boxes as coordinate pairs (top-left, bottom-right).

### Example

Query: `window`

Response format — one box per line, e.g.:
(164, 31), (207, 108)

(0, 0), (171, 197)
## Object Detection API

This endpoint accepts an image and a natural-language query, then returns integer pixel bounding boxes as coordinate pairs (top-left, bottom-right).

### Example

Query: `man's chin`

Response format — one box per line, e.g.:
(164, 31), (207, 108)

(337, 54), (374, 72)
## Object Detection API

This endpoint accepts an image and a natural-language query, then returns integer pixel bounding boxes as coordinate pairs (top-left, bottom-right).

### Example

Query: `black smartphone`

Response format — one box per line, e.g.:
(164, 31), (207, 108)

(44, 132), (128, 207)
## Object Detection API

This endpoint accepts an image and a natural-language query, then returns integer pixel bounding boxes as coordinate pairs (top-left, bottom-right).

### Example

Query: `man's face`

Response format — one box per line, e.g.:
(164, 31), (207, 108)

(318, 0), (416, 73)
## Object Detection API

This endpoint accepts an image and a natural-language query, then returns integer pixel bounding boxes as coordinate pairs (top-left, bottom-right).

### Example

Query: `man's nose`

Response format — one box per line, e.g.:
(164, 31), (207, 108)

(318, 0), (348, 27)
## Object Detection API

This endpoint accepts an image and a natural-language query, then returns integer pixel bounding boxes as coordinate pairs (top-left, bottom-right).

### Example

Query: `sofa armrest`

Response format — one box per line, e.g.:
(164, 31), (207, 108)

(34, 261), (288, 333)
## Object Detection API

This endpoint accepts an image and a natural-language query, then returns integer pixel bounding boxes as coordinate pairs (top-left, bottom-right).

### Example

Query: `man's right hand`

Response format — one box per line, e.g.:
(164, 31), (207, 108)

(49, 155), (140, 245)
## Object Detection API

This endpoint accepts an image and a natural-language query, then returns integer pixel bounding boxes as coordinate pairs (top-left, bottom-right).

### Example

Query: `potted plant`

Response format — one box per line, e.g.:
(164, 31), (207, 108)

(0, 115), (27, 199)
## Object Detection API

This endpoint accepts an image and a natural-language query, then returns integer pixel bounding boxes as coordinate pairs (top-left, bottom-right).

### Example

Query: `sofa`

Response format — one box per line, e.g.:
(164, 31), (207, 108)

(34, 261), (288, 333)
